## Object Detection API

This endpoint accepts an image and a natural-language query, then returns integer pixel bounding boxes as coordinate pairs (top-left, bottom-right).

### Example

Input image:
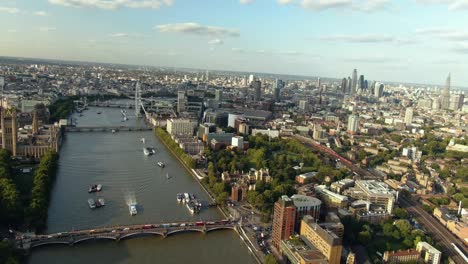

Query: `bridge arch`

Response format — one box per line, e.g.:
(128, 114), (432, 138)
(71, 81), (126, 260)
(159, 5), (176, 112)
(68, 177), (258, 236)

(206, 226), (236, 233)
(119, 231), (164, 240)
(166, 229), (204, 236)
(31, 240), (70, 248)
(73, 236), (117, 245)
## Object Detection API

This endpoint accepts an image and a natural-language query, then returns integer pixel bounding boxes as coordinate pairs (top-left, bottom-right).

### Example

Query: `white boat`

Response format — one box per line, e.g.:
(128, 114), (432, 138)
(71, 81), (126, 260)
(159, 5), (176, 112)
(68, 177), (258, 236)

(88, 198), (96, 209)
(111, 129), (116, 133)
(183, 193), (190, 203)
(186, 202), (195, 214)
(143, 148), (150, 156)
(96, 198), (105, 208)
(129, 204), (137, 216)
(140, 138), (145, 143)
(150, 148), (156, 154)
(157, 161), (165, 168)
(88, 184), (102, 193)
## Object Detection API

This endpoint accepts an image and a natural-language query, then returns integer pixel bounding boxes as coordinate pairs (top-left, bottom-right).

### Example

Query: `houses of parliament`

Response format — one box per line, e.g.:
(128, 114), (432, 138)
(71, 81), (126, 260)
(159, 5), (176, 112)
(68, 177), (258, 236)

(0, 103), (61, 158)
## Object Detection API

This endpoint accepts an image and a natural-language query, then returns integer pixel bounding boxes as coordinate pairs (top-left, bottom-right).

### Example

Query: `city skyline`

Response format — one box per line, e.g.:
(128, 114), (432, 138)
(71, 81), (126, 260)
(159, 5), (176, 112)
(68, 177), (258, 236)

(1, 0), (468, 85)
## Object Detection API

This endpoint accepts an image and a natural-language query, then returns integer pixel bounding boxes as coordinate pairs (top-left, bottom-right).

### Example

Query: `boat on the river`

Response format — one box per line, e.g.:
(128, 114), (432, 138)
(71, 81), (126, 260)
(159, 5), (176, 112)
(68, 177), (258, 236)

(140, 138), (145, 143)
(97, 111), (102, 115)
(157, 161), (165, 168)
(150, 147), (156, 154)
(129, 204), (138, 216)
(186, 202), (196, 214)
(143, 148), (151, 156)
(88, 198), (96, 209)
(111, 129), (116, 133)
(186, 200), (201, 214)
(183, 193), (190, 203)
(177, 193), (184, 203)
(95, 198), (105, 208)
(88, 184), (102, 193)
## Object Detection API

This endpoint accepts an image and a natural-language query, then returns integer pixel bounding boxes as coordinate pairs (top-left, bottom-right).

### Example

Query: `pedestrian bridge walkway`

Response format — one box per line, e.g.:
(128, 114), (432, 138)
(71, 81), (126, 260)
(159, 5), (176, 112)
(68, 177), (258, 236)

(17, 220), (237, 250)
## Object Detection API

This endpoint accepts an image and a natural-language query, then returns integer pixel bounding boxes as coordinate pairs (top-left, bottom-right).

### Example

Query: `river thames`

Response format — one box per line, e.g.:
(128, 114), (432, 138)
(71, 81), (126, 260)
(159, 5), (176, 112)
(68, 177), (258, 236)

(28, 105), (255, 264)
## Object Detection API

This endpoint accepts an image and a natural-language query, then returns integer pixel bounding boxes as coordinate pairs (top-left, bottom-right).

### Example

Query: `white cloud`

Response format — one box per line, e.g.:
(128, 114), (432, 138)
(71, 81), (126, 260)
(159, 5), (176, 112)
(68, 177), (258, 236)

(239, 0), (254, 4)
(108, 33), (129, 38)
(344, 56), (394, 63)
(48, 0), (174, 10)
(39, 27), (56, 32)
(416, 27), (468, 41)
(155, 23), (240, 37)
(278, 0), (294, 4)
(34, 11), (49, 16)
(300, 0), (391, 12)
(415, 0), (468, 10)
(208, 39), (224, 45)
(451, 43), (468, 53)
(301, 0), (352, 10)
(321, 34), (395, 43)
(231, 48), (245, 53)
(0, 6), (20, 14)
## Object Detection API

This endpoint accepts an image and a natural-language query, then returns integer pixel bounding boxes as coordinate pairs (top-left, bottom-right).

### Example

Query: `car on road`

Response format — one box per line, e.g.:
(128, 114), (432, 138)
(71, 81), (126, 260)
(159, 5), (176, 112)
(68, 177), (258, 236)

(123, 228), (130, 231)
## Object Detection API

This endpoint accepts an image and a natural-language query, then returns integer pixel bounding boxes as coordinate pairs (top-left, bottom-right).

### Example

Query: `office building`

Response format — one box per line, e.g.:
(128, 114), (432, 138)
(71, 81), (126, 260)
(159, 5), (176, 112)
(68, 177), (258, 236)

(449, 93), (464, 111)
(248, 74), (255, 85)
(358, 75), (365, 93)
(280, 238), (328, 264)
(404, 107), (413, 126)
(274, 79), (284, 102)
(253, 80), (261, 102)
(0, 76), (4, 89)
(351, 69), (357, 95)
(374, 82), (384, 98)
(215, 89), (223, 101)
(347, 115), (359, 134)
(300, 215), (343, 264)
(346, 180), (395, 213)
(166, 118), (197, 136)
(272, 195), (296, 249)
(177, 90), (187, 113)
(341, 78), (347, 94)
(315, 185), (349, 209)
(299, 100), (309, 112)
(291, 194), (321, 231)
(231, 136), (244, 150)
(416, 242), (441, 264)
(441, 73), (451, 110)
(383, 249), (420, 263)
(347, 76), (352, 94)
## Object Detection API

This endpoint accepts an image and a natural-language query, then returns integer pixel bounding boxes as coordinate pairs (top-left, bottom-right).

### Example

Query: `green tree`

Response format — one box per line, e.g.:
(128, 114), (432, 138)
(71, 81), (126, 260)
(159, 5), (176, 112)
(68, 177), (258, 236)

(216, 192), (229, 206)
(393, 208), (409, 219)
(358, 230), (372, 244)
(264, 254), (278, 264)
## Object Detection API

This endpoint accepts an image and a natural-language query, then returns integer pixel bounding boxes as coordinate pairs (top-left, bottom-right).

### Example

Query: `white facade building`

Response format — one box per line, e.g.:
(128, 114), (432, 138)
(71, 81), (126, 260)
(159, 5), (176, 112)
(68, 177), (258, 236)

(167, 119), (197, 136)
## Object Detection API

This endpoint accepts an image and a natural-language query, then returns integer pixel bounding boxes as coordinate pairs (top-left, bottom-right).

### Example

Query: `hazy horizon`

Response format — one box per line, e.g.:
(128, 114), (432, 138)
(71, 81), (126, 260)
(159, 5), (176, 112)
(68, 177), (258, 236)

(1, 0), (468, 85)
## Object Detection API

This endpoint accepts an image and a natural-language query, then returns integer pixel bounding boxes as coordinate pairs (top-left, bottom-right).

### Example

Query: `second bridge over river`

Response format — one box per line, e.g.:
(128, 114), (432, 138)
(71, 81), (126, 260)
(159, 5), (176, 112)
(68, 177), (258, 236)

(18, 220), (237, 250)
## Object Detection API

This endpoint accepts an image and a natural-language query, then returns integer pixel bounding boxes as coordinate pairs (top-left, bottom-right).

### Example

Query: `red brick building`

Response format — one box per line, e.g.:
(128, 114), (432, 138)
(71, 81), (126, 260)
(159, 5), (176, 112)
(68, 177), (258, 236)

(272, 195), (296, 249)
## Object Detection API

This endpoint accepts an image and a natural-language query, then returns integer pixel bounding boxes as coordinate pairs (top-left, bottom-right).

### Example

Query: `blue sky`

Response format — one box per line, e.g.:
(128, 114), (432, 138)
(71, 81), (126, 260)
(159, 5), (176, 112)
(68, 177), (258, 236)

(1, 0), (468, 86)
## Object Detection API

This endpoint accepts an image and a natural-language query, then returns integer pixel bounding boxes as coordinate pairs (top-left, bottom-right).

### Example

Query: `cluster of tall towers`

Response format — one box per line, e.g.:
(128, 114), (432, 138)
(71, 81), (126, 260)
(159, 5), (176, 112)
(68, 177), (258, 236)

(341, 69), (384, 98)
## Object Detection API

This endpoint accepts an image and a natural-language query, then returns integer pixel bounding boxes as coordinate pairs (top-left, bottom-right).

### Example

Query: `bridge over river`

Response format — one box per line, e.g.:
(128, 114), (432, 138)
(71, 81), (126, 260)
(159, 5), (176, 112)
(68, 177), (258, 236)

(17, 220), (237, 250)
(65, 126), (153, 132)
